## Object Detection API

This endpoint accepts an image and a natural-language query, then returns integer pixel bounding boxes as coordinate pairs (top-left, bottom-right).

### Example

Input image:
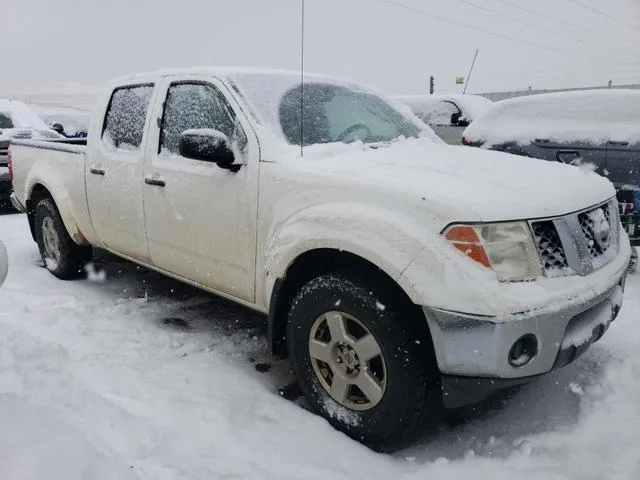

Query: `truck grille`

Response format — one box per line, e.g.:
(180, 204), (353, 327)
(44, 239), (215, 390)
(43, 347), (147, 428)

(531, 200), (619, 277)
(578, 204), (612, 258)
(532, 222), (568, 272)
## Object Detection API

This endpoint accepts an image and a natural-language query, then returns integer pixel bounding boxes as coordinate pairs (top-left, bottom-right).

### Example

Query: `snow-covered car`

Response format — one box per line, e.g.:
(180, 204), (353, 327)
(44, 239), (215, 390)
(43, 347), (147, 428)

(461, 89), (640, 189)
(34, 105), (90, 138)
(0, 99), (64, 204)
(396, 93), (493, 144)
(8, 68), (631, 448)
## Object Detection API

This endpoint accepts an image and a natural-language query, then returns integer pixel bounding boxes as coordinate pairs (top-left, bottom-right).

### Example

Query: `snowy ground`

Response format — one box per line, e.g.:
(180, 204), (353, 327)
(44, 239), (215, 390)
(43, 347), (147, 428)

(1, 210), (639, 480)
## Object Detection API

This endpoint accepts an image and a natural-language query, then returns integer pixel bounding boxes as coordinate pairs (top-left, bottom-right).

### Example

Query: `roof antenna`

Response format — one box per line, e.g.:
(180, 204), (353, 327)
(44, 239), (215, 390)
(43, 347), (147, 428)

(299, 0), (305, 157)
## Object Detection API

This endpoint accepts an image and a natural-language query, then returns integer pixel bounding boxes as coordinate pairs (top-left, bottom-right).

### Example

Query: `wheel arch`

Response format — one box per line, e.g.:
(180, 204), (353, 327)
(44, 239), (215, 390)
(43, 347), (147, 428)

(268, 248), (429, 358)
(26, 182), (88, 245)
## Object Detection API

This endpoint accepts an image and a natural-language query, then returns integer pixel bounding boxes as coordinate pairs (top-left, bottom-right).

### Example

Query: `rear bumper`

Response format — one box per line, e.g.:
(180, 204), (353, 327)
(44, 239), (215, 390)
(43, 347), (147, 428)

(425, 267), (626, 408)
(9, 192), (26, 212)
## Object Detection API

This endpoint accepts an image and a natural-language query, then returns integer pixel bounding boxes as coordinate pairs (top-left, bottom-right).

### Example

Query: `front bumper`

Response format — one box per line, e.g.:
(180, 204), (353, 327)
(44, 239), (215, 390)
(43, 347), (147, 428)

(425, 268), (626, 408)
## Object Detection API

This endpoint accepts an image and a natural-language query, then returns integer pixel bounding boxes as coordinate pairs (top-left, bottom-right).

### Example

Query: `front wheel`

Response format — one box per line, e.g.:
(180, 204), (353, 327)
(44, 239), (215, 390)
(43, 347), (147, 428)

(286, 273), (441, 449)
(34, 198), (91, 279)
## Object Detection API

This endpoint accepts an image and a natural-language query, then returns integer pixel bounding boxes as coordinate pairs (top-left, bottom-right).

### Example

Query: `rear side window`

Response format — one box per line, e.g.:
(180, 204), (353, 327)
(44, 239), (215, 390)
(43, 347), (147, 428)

(0, 112), (14, 129)
(102, 85), (154, 150)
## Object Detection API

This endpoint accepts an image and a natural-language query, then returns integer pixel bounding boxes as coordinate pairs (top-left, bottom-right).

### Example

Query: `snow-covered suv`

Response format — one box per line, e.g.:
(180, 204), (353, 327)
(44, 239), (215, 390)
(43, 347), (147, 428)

(8, 68), (631, 448)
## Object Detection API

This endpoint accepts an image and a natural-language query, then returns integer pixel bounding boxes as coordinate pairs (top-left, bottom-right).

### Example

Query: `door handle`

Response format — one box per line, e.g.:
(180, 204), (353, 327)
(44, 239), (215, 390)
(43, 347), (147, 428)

(89, 165), (105, 176)
(144, 175), (166, 187)
(556, 150), (580, 163)
(608, 140), (630, 146)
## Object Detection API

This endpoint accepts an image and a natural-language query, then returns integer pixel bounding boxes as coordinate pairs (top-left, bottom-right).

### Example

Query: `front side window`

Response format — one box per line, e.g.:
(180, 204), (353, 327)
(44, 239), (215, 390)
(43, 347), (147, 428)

(102, 85), (154, 151)
(160, 83), (243, 155)
(278, 83), (421, 146)
(0, 113), (14, 129)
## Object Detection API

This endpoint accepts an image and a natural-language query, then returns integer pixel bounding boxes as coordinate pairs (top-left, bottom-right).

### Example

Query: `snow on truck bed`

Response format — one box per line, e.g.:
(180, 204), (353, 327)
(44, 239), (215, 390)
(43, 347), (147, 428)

(464, 89), (640, 146)
(1, 212), (640, 479)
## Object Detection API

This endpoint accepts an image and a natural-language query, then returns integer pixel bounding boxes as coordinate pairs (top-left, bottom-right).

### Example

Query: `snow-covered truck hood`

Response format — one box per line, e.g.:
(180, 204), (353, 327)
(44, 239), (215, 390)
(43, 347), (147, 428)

(287, 138), (614, 223)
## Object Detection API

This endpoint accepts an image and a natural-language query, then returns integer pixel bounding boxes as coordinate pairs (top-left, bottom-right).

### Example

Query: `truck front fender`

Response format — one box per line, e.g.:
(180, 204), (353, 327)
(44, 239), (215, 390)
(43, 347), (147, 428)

(261, 202), (441, 308)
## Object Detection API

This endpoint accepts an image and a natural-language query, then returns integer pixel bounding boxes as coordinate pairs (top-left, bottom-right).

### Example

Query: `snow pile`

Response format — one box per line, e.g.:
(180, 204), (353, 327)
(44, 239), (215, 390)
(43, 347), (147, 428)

(464, 89), (640, 146)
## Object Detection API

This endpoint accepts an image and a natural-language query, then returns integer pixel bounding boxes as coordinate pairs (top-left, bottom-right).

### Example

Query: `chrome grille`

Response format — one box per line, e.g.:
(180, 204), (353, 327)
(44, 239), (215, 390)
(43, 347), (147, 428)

(532, 221), (569, 273)
(530, 199), (619, 278)
(578, 203), (613, 258)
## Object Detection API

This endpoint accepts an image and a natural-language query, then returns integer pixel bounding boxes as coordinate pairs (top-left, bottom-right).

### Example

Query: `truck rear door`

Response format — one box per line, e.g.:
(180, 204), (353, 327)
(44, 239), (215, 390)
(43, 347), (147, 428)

(85, 84), (156, 261)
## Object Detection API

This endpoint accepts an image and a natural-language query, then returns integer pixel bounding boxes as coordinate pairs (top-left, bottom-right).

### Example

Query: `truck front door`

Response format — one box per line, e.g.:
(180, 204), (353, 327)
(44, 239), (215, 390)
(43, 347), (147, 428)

(142, 77), (259, 302)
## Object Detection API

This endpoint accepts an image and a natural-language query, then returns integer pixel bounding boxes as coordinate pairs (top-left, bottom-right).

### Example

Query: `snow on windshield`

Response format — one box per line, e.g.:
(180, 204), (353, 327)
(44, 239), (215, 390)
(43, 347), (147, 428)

(230, 72), (429, 147)
(464, 89), (640, 146)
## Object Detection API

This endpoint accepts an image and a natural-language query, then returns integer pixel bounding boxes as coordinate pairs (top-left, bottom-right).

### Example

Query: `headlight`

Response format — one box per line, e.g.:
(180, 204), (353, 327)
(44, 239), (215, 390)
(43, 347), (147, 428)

(443, 222), (541, 281)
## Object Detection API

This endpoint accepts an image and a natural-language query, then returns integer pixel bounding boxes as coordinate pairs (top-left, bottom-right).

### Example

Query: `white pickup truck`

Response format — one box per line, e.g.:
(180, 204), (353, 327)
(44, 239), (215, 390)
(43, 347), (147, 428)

(8, 68), (631, 448)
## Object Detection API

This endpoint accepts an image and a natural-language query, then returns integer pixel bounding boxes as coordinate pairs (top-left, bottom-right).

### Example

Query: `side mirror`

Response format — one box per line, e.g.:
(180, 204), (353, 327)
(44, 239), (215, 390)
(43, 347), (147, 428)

(51, 123), (65, 135)
(450, 113), (470, 127)
(179, 129), (239, 172)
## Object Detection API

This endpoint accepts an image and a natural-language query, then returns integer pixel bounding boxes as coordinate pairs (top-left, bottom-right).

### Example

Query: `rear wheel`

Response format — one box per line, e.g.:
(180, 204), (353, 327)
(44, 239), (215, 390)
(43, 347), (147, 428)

(34, 198), (91, 279)
(286, 273), (441, 449)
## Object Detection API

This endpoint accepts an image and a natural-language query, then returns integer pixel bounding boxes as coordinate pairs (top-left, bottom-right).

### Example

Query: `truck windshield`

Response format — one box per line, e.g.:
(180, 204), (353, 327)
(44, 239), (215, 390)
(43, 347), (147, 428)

(231, 73), (424, 147)
(278, 83), (422, 146)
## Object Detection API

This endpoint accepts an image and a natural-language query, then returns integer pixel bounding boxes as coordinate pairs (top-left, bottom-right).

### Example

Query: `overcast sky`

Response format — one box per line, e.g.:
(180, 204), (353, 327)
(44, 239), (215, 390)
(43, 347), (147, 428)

(2, 0), (640, 95)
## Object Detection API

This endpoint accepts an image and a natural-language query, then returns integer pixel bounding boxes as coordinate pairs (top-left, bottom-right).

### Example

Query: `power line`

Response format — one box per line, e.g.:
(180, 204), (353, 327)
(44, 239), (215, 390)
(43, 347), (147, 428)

(565, 0), (640, 32)
(380, 0), (637, 65)
(453, 0), (640, 59)
(380, 0), (580, 55)
(490, 0), (590, 33)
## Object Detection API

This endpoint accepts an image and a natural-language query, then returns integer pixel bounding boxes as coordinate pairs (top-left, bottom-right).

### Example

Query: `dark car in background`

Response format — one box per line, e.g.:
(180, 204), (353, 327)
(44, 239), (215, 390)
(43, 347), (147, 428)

(461, 89), (640, 272)
(461, 89), (640, 189)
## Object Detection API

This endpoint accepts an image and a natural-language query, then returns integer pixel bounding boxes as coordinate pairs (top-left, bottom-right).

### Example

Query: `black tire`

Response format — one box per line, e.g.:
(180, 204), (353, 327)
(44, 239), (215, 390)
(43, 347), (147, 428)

(286, 273), (441, 449)
(34, 198), (91, 279)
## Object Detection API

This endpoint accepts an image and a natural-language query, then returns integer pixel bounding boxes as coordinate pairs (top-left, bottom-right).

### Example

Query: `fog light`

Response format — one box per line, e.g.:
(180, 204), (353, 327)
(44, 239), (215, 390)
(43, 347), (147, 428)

(509, 334), (538, 367)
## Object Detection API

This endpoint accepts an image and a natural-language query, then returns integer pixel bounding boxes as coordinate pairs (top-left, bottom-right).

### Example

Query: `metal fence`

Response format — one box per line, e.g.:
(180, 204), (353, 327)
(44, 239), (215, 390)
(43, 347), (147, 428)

(480, 83), (640, 102)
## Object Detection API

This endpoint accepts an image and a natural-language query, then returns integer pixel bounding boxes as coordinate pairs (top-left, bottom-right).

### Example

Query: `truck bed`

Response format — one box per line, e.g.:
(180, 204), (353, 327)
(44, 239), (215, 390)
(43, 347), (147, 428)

(9, 137), (92, 244)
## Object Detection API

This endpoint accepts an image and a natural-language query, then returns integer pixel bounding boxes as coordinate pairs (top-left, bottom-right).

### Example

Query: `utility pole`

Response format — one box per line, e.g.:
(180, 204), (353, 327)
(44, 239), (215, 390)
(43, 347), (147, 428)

(463, 48), (479, 94)
(429, 76), (435, 94)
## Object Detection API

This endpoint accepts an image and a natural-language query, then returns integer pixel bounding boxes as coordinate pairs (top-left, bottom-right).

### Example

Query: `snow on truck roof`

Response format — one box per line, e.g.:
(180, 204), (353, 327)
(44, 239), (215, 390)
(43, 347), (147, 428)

(111, 66), (353, 87)
(464, 88), (640, 146)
